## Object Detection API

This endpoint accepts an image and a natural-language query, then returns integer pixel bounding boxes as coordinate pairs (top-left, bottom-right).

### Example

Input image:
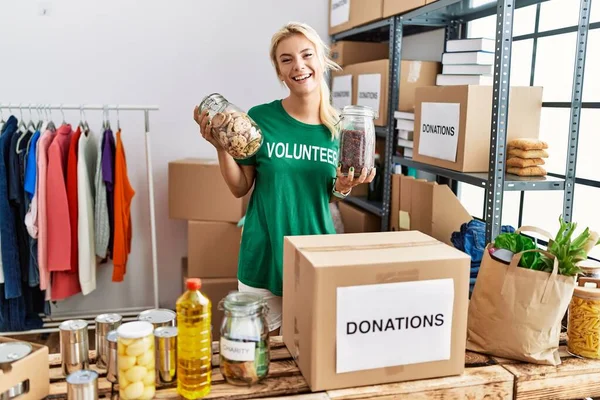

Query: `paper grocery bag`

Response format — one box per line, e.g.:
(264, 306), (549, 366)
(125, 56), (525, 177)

(466, 247), (576, 365)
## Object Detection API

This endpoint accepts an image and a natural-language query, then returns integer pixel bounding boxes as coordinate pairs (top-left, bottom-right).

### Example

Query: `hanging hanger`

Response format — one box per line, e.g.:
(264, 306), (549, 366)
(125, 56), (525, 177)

(26, 104), (37, 132)
(16, 104), (34, 154)
(116, 106), (121, 132)
(103, 105), (111, 131)
(17, 104), (29, 135)
(0, 107), (5, 133)
(78, 105), (90, 135)
(36, 104), (44, 131)
(46, 104), (56, 132)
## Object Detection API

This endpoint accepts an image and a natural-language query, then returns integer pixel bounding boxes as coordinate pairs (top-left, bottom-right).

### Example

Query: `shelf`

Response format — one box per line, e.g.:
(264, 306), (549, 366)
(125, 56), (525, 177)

(331, 0), (550, 41)
(376, 126), (387, 138)
(393, 156), (565, 191)
(344, 196), (383, 216)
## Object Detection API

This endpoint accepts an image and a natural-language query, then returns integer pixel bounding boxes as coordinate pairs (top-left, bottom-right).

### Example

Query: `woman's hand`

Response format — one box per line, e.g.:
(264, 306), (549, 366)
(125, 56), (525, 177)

(193, 106), (221, 149)
(335, 166), (377, 194)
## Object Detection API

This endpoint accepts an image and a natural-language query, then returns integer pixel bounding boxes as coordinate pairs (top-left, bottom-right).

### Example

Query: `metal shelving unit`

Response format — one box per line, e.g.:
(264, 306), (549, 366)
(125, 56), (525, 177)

(333, 0), (591, 243)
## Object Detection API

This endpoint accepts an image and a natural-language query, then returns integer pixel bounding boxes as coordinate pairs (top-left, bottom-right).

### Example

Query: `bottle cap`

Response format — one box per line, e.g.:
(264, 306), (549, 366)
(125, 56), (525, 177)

(186, 278), (202, 291)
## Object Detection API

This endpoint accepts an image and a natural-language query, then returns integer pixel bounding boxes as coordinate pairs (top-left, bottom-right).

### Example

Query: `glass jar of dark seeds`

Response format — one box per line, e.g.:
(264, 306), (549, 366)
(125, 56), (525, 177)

(338, 105), (377, 178)
(218, 292), (270, 386)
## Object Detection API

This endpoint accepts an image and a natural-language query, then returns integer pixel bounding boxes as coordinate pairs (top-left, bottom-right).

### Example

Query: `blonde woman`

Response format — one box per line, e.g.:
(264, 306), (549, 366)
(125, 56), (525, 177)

(194, 22), (375, 335)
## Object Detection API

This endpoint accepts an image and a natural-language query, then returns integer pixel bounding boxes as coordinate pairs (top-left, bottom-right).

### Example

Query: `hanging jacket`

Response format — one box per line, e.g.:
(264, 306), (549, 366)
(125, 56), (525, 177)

(94, 130), (109, 259)
(36, 129), (56, 299)
(77, 129), (98, 295)
(46, 125), (81, 300)
(67, 127), (82, 274)
(102, 129), (116, 258)
(112, 129), (135, 282)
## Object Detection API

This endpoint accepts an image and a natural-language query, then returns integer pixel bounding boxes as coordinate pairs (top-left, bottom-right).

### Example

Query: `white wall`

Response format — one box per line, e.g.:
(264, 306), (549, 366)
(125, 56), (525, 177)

(0, 0), (329, 314)
(0, 1), (445, 316)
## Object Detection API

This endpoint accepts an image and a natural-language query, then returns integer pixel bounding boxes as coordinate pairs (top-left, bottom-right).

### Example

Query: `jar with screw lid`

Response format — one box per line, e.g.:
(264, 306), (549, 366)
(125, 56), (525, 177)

(198, 93), (264, 160)
(117, 321), (156, 399)
(568, 277), (600, 359)
(218, 292), (270, 386)
(337, 105), (377, 178)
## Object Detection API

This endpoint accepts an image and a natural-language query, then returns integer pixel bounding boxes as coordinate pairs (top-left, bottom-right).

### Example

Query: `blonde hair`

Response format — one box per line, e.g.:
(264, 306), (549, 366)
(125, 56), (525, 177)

(270, 21), (342, 139)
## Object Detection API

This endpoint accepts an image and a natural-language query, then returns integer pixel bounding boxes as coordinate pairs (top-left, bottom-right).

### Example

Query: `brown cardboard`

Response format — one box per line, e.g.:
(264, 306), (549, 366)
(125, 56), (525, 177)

(168, 158), (250, 222)
(329, 0), (384, 35)
(330, 41), (388, 67)
(338, 201), (381, 233)
(333, 60), (439, 125)
(188, 221), (241, 278)
(383, 0), (426, 17)
(390, 174), (401, 231)
(399, 175), (425, 231)
(182, 261), (237, 341)
(282, 231), (471, 392)
(409, 180), (473, 245)
(349, 183), (369, 197)
(413, 85), (543, 172)
(0, 337), (50, 400)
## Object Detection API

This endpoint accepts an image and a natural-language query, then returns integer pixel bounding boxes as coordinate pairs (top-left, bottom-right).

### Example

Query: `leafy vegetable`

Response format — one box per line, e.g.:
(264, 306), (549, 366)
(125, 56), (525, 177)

(493, 232), (542, 269)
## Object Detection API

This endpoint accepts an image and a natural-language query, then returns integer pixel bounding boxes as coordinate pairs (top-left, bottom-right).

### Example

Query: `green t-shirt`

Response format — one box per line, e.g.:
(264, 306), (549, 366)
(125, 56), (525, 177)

(236, 100), (339, 296)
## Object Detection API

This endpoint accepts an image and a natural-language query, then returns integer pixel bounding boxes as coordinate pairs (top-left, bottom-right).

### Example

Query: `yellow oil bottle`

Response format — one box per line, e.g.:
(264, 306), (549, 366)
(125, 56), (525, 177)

(176, 278), (212, 399)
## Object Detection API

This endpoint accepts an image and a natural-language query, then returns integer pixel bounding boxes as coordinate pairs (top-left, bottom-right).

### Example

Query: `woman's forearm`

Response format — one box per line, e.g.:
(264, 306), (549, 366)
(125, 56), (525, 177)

(217, 149), (255, 198)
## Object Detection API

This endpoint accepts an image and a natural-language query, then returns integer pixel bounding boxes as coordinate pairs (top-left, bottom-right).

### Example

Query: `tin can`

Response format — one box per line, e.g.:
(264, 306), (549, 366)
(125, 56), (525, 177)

(105, 330), (119, 384)
(94, 313), (122, 370)
(154, 326), (177, 386)
(0, 342), (32, 400)
(138, 308), (176, 329)
(66, 370), (98, 400)
(60, 320), (90, 376)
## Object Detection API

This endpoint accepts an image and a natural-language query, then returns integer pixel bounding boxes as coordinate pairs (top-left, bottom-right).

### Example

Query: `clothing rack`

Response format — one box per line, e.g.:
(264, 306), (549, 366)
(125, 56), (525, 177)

(0, 103), (160, 334)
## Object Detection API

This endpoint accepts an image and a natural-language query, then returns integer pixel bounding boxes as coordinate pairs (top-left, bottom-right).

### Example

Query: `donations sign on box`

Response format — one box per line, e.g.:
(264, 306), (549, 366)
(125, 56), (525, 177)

(336, 278), (454, 373)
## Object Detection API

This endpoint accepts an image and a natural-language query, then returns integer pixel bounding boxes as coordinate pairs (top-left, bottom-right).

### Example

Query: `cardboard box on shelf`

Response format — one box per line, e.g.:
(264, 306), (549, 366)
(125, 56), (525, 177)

(332, 60), (439, 126)
(0, 337), (50, 400)
(338, 201), (381, 233)
(329, 0), (384, 35)
(188, 221), (241, 278)
(168, 158), (250, 222)
(413, 85), (543, 172)
(282, 231), (471, 391)
(330, 41), (389, 67)
(383, 0), (426, 17)
(182, 258), (238, 341)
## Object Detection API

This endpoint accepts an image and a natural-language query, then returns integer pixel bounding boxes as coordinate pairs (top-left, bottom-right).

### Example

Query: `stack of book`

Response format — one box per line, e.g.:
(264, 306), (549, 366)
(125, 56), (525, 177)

(394, 111), (414, 158)
(437, 38), (494, 86)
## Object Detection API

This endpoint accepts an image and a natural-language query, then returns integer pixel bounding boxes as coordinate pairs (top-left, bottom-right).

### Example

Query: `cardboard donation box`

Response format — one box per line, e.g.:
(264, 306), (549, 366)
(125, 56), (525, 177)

(413, 85), (543, 172)
(332, 60), (439, 126)
(187, 221), (240, 278)
(0, 337), (50, 400)
(168, 158), (250, 222)
(330, 41), (389, 67)
(329, 0), (383, 35)
(384, 0), (428, 17)
(282, 231), (471, 391)
(338, 201), (381, 233)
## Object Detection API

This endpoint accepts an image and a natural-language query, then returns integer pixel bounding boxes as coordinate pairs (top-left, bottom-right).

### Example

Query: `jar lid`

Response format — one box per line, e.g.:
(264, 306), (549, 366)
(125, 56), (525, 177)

(0, 342), (32, 365)
(340, 105), (377, 119)
(106, 330), (118, 343)
(579, 259), (600, 272)
(59, 319), (88, 332)
(222, 292), (265, 312)
(95, 313), (122, 324)
(575, 277), (600, 299)
(138, 308), (176, 324)
(154, 326), (178, 338)
(117, 321), (154, 339)
(66, 370), (98, 385)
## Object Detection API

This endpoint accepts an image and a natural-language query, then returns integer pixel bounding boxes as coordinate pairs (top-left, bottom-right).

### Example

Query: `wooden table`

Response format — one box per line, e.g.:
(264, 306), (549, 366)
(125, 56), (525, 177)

(47, 334), (600, 400)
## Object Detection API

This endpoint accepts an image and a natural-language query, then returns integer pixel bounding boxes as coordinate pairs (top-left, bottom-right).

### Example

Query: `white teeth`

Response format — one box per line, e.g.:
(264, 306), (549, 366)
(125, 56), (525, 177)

(293, 74), (311, 81)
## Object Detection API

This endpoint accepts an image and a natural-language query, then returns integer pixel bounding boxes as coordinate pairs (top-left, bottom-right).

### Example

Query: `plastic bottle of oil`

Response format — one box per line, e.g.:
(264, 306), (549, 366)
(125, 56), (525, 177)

(176, 278), (212, 399)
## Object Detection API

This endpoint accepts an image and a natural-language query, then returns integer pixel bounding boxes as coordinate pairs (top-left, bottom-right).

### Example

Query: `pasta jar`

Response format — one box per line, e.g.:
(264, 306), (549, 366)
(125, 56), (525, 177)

(117, 321), (156, 400)
(218, 292), (270, 386)
(568, 277), (600, 359)
(198, 93), (263, 160)
(338, 105), (376, 178)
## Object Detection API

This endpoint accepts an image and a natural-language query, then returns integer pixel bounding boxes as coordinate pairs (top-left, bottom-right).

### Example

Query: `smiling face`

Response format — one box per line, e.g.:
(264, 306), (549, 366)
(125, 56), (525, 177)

(275, 33), (323, 97)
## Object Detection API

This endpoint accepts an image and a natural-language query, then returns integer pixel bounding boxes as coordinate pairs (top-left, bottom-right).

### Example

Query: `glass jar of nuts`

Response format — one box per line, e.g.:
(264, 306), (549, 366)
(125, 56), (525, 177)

(198, 93), (264, 159)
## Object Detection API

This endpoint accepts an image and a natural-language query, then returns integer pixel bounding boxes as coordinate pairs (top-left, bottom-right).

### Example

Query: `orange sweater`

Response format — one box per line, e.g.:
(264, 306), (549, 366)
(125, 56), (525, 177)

(112, 129), (135, 282)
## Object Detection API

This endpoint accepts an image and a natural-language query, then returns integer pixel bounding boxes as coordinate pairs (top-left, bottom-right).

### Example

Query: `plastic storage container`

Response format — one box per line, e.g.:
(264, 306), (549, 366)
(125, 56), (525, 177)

(116, 321), (156, 400)
(338, 105), (377, 178)
(568, 277), (600, 359)
(176, 278), (212, 399)
(218, 292), (270, 386)
(198, 93), (263, 160)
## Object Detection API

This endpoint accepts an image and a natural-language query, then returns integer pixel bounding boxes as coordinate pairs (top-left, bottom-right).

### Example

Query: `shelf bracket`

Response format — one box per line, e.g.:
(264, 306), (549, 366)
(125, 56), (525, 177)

(562, 0), (592, 223)
(485, 0), (515, 244)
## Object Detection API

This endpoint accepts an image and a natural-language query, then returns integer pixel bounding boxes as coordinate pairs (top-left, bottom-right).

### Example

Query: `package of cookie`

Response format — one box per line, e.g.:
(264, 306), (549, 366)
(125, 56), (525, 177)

(198, 93), (264, 159)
